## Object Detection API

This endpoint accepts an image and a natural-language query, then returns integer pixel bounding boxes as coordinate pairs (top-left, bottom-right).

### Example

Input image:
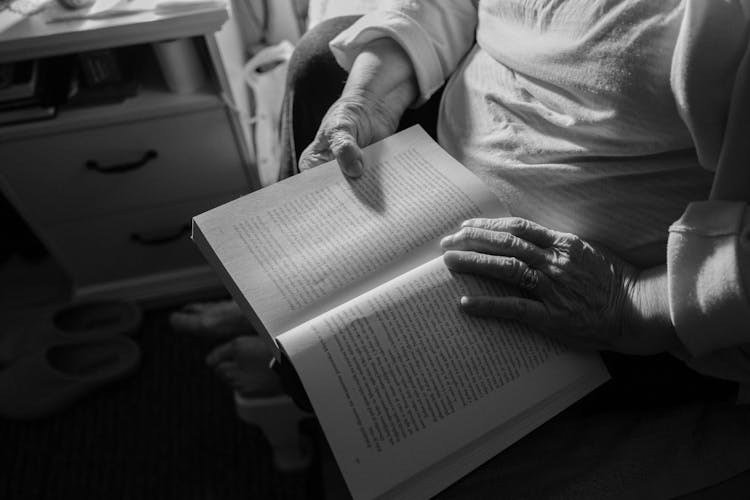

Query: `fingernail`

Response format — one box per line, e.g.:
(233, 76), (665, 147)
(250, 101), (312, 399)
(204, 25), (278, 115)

(342, 159), (363, 178)
(440, 235), (452, 248)
(442, 251), (455, 266)
(351, 159), (364, 177)
(460, 296), (470, 307)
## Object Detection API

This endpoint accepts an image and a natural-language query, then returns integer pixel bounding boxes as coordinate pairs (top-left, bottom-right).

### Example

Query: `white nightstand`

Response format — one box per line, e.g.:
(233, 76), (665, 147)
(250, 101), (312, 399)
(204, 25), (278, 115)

(0, 0), (258, 302)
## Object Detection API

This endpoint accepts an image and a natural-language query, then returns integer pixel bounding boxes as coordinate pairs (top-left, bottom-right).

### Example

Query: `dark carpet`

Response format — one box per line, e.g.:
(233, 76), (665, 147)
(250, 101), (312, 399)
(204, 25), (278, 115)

(0, 308), (320, 500)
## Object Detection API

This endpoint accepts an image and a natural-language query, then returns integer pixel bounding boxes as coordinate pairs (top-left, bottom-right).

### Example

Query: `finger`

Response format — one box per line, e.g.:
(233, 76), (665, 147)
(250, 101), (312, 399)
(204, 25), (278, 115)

(444, 250), (546, 291)
(459, 295), (549, 329)
(328, 128), (364, 178)
(180, 302), (212, 313)
(441, 226), (550, 267)
(214, 361), (237, 380)
(298, 139), (335, 172)
(461, 217), (560, 248)
(205, 340), (237, 367)
(169, 311), (204, 334)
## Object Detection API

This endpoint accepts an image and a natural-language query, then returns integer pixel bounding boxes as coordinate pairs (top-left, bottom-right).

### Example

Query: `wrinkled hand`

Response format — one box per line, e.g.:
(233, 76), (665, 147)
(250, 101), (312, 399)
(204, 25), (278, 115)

(441, 217), (678, 355)
(298, 89), (404, 177)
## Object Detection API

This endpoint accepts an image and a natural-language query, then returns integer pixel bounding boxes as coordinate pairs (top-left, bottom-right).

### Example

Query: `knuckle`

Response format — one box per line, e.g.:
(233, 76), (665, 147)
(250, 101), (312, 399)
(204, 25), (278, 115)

(473, 252), (489, 266)
(504, 258), (522, 278)
(506, 234), (522, 251)
(489, 231), (508, 247)
(467, 227), (483, 240)
(298, 151), (325, 171)
(538, 248), (555, 264)
(550, 247), (571, 267)
(545, 263), (565, 278)
(569, 235), (584, 251)
(550, 233), (583, 263)
(560, 232), (581, 247)
(560, 234), (584, 259)
(476, 218), (496, 230)
(488, 233), (504, 250)
(464, 217), (482, 227)
(457, 227), (480, 243)
(508, 217), (529, 233)
(328, 133), (355, 153)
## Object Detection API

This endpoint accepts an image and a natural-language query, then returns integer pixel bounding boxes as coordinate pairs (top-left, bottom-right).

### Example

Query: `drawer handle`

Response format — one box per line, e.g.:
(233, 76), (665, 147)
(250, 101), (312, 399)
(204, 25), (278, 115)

(85, 150), (158, 173)
(130, 224), (190, 246)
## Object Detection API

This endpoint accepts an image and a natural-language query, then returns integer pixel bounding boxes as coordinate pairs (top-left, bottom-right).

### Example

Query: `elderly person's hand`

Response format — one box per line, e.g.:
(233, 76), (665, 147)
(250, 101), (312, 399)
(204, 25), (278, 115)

(441, 217), (681, 355)
(298, 38), (418, 177)
(298, 89), (404, 177)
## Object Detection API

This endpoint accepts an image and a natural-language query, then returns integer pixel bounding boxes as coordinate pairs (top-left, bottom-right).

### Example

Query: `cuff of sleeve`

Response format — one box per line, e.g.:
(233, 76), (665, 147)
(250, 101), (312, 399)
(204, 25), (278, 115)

(329, 10), (446, 106)
(667, 201), (750, 357)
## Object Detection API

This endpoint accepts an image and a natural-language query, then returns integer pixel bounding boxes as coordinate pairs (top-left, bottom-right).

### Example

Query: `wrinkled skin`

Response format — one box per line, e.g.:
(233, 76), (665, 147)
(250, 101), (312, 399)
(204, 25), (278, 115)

(441, 217), (677, 355)
(298, 90), (404, 176)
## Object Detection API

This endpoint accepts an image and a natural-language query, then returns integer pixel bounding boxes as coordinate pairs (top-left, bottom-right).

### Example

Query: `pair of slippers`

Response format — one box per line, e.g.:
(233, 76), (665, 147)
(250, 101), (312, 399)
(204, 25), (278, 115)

(0, 300), (142, 419)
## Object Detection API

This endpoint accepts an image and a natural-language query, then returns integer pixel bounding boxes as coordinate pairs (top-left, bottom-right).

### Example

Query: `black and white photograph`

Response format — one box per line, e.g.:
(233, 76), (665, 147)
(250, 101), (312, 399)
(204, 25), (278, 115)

(0, 0), (749, 499)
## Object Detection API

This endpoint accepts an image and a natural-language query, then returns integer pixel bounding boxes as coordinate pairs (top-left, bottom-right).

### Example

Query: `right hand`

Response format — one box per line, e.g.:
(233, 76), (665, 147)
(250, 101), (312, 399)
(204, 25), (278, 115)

(297, 89), (405, 177)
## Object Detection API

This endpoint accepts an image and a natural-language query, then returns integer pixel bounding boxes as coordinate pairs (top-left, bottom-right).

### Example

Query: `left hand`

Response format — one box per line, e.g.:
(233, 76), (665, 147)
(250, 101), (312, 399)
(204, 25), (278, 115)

(441, 217), (678, 355)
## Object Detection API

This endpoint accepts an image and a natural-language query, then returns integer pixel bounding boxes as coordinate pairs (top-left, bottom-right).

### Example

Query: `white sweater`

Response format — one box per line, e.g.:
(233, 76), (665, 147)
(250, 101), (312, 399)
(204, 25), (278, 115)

(329, 0), (750, 387)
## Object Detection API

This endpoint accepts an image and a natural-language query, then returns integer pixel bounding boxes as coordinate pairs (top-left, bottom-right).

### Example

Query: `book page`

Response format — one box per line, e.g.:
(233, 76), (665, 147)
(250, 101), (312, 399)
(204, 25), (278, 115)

(193, 126), (507, 338)
(278, 258), (609, 500)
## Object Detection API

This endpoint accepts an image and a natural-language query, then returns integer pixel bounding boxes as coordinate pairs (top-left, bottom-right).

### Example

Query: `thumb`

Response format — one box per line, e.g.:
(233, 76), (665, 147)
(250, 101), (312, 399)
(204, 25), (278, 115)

(328, 128), (364, 178)
(298, 137), (333, 172)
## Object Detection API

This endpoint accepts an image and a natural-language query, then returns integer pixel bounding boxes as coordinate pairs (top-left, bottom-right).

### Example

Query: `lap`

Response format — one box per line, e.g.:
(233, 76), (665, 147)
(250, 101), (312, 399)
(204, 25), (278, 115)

(438, 398), (750, 499)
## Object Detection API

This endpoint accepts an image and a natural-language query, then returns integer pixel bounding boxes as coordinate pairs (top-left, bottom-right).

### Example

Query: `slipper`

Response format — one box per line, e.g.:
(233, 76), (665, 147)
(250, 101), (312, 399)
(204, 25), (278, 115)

(51, 299), (142, 338)
(0, 300), (142, 368)
(0, 336), (141, 419)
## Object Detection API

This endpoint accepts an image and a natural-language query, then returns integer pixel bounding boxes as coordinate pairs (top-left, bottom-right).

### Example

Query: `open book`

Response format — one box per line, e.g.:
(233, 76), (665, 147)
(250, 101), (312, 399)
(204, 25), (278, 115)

(192, 126), (610, 500)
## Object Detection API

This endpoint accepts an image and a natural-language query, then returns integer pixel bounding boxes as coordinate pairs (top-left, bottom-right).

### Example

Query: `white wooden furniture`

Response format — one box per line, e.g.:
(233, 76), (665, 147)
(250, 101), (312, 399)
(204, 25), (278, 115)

(0, 1), (259, 302)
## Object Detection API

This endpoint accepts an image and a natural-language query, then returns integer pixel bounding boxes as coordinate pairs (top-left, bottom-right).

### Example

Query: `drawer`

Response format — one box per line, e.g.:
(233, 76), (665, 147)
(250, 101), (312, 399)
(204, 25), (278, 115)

(43, 194), (240, 287)
(0, 107), (248, 224)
